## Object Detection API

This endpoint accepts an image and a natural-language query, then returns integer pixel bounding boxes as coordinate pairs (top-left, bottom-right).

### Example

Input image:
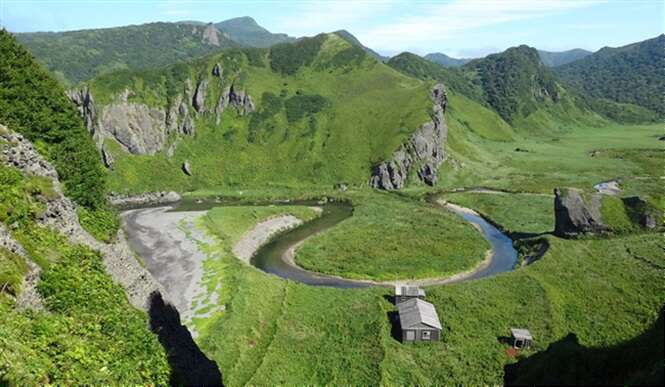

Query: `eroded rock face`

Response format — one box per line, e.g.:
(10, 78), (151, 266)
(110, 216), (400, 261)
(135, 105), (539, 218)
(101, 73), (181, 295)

(554, 188), (607, 237)
(67, 74), (256, 158)
(66, 86), (96, 133)
(201, 23), (221, 46)
(100, 102), (167, 155)
(369, 83), (448, 190)
(0, 126), (168, 311)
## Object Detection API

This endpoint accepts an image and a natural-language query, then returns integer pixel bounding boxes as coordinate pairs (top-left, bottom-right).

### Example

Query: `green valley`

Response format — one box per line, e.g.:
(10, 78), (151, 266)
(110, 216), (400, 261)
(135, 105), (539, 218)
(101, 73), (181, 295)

(1, 3), (664, 386)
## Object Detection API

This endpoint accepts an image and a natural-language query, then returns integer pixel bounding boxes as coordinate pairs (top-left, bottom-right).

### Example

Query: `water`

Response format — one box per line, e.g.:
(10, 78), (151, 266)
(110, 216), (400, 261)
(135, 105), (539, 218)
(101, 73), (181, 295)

(128, 196), (518, 288)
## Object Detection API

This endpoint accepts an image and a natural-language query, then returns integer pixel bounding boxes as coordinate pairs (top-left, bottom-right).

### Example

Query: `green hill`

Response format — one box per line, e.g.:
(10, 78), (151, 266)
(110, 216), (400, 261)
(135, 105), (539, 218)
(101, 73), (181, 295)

(15, 22), (239, 85)
(537, 48), (592, 67)
(555, 35), (665, 117)
(0, 30), (106, 209)
(215, 16), (295, 47)
(334, 30), (388, 62)
(79, 33), (434, 193)
(424, 52), (472, 67)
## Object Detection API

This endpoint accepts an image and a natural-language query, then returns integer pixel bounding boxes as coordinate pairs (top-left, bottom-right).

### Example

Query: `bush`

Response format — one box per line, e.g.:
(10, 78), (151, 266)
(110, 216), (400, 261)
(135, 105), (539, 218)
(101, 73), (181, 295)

(284, 94), (330, 123)
(0, 30), (107, 209)
(77, 206), (120, 243)
(270, 35), (326, 75)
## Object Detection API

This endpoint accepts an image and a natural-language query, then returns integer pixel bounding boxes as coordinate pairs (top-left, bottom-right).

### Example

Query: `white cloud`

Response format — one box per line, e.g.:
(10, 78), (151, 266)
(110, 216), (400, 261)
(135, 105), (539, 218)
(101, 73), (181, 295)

(274, 0), (397, 36)
(357, 0), (604, 53)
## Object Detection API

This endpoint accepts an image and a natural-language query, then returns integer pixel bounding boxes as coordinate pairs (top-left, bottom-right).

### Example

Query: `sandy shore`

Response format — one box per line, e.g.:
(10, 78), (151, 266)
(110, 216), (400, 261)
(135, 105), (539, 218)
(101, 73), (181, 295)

(232, 215), (305, 263)
(121, 206), (212, 325)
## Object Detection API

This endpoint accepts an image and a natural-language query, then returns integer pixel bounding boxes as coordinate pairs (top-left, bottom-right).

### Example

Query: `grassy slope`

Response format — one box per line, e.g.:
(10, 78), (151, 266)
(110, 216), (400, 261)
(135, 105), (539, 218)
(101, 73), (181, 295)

(88, 34), (431, 193)
(0, 162), (168, 384)
(296, 191), (488, 281)
(192, 201), (664, 385)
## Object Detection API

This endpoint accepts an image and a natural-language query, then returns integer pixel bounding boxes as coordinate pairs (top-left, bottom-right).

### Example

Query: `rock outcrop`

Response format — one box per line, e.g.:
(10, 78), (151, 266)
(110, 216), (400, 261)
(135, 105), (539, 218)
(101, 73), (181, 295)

(369, 84), (448, 189)
(182, 160), (193, 176)
(67, 72), (255, 158)
(554, 188), (607, 237)
(201, 23), (221, 46)
(1, 127), (168, 311)
(108, 191), (182, 209)
(66, 86), (96, 133)
(0, 223), (43, 311)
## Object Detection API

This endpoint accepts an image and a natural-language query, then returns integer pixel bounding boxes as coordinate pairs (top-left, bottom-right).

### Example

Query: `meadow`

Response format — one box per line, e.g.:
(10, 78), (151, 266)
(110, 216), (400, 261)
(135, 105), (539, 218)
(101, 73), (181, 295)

(190, 199), (664, 385)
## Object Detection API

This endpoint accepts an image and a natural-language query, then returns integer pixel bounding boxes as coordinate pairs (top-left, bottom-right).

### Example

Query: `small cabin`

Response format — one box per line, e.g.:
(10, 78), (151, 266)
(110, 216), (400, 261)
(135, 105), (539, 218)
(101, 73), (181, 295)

(510, 328), (533, 349)
(394, 285), (426, 304)
(397, 298), (442, 342)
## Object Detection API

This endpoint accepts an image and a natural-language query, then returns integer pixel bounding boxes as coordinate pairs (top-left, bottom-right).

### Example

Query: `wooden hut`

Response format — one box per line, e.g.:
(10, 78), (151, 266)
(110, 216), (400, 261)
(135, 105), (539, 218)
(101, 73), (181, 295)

(397, 298), (442, 342)
(394, 285), (426, 304)
(510, 328), (533, 349)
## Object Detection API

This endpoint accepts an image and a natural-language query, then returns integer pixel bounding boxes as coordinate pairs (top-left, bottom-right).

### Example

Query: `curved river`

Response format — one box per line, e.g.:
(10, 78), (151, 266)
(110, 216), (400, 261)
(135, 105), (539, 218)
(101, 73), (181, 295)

(141, 197), (518, 288)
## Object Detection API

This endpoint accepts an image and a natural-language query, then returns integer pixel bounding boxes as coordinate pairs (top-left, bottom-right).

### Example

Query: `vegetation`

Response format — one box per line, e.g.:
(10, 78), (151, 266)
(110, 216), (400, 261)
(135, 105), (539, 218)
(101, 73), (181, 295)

(296, 191), (488, 280)
(215, 16), (294, 48)
(77, 207), (120, 243)
(0, 162), (169, 384)
(16, 23), (239, 84)
(440, 192), (554, 235)
(424, 52), (472, 68)
(556, 34), (665, 116)
(269, 34), (327, 75)
(189, 199), (664, 385)
(463, 45), (562, 124)
(537, 48), (592, 67)
(0, 30), (106, 210)
(89, 34), (432, 193)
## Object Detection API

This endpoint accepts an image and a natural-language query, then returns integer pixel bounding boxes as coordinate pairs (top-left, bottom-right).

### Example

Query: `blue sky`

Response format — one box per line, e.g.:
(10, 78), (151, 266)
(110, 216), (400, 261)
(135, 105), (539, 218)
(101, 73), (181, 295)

(1, 0), (663, 57)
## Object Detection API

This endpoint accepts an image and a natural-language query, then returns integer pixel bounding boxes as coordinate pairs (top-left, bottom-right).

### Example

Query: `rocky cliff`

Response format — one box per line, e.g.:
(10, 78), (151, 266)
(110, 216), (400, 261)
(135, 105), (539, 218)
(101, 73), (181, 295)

(369, 83), (448, 189)
(554, 188), (607, 237)
(553, 187), (661, 237)
(68, 64), (255, 160)
(0, 127), (167, 311)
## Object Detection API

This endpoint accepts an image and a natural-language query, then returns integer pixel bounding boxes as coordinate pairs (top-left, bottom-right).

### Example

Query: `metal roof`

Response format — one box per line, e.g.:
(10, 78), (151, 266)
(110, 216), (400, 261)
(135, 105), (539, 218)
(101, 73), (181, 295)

(397, 298), (442, 330)
(510, 328), (533, 340)
(394, 285), (426, 297)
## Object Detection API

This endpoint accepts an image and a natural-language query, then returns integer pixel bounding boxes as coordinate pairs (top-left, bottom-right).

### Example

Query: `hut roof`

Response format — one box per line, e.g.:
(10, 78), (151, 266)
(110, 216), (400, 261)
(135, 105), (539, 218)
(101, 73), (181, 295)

(395, 285), (426, 297)
(397, 298), (442, 330)
(510, 328), (533, 340)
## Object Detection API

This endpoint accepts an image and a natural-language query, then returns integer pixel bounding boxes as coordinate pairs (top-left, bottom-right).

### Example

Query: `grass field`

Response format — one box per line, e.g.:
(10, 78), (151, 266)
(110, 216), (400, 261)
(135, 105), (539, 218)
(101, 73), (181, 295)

(190, 200), (664, 385)
(295, 190), (488, 281)
(439, 192), (554, 235)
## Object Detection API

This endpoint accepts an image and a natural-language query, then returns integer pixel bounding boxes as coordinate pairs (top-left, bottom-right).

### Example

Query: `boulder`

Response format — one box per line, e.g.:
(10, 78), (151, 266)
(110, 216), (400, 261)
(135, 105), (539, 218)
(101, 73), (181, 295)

(182, 160), (193, 176)
(192, 79), (208, 113)
(369, 83), (448, 189)
(553, 188), (607, 237)
(101, 144), (114, 169)
(212, 63), (223, 78)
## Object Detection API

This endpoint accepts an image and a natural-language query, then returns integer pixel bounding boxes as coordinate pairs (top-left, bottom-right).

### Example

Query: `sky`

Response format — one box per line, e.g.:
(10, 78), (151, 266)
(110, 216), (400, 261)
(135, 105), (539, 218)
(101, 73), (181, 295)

(1, 0), (663, 57)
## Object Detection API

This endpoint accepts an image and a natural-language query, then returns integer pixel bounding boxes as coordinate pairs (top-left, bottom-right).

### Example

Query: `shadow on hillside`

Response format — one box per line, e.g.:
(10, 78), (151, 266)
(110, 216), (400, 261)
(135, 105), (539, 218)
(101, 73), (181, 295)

(148, 292), (223, 386)
(504, 307), (664, 386)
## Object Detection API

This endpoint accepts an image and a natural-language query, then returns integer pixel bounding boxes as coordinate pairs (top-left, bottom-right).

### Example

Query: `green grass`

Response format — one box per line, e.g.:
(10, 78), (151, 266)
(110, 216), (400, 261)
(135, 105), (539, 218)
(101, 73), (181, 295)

(77, 206), (120, 243)
(295, 190), (488, 280)
(440, 192), (554, 235)
(87, 34), (432, 194)
(0, 154), (169, 384)
(203, 205), (321, 245)
(189, 199), (664, 385)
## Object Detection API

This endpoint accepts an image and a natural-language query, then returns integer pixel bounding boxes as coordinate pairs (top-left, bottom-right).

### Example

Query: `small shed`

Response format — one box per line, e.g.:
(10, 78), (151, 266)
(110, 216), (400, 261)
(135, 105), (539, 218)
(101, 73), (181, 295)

(397, 298), (442, 342)
(394, 285), (426, 304)
(510, 328), (533, 349)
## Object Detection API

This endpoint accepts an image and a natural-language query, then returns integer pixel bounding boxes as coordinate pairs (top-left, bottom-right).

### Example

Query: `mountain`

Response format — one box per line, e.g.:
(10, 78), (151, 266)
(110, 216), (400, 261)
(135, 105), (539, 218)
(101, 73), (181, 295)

(68, 33), (443, 193)
(0, 29), (106, 208)
(537, 48), (592, 67)
(555, 35), (665, 116)
(334, 30), (388, 62)
(461, 45), (593, 127)
(15, 22), (239, 84)
(215, 16), (295, 47)
(424, 52), (472, 67)
(0, 29), (172, 385)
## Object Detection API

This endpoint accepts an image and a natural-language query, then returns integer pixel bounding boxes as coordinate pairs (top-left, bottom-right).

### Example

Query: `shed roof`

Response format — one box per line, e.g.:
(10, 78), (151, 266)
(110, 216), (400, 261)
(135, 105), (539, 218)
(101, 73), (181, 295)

(395, 285), (426, 297)
(397, 298), (442, 330)
(510, 328), (533, 340)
